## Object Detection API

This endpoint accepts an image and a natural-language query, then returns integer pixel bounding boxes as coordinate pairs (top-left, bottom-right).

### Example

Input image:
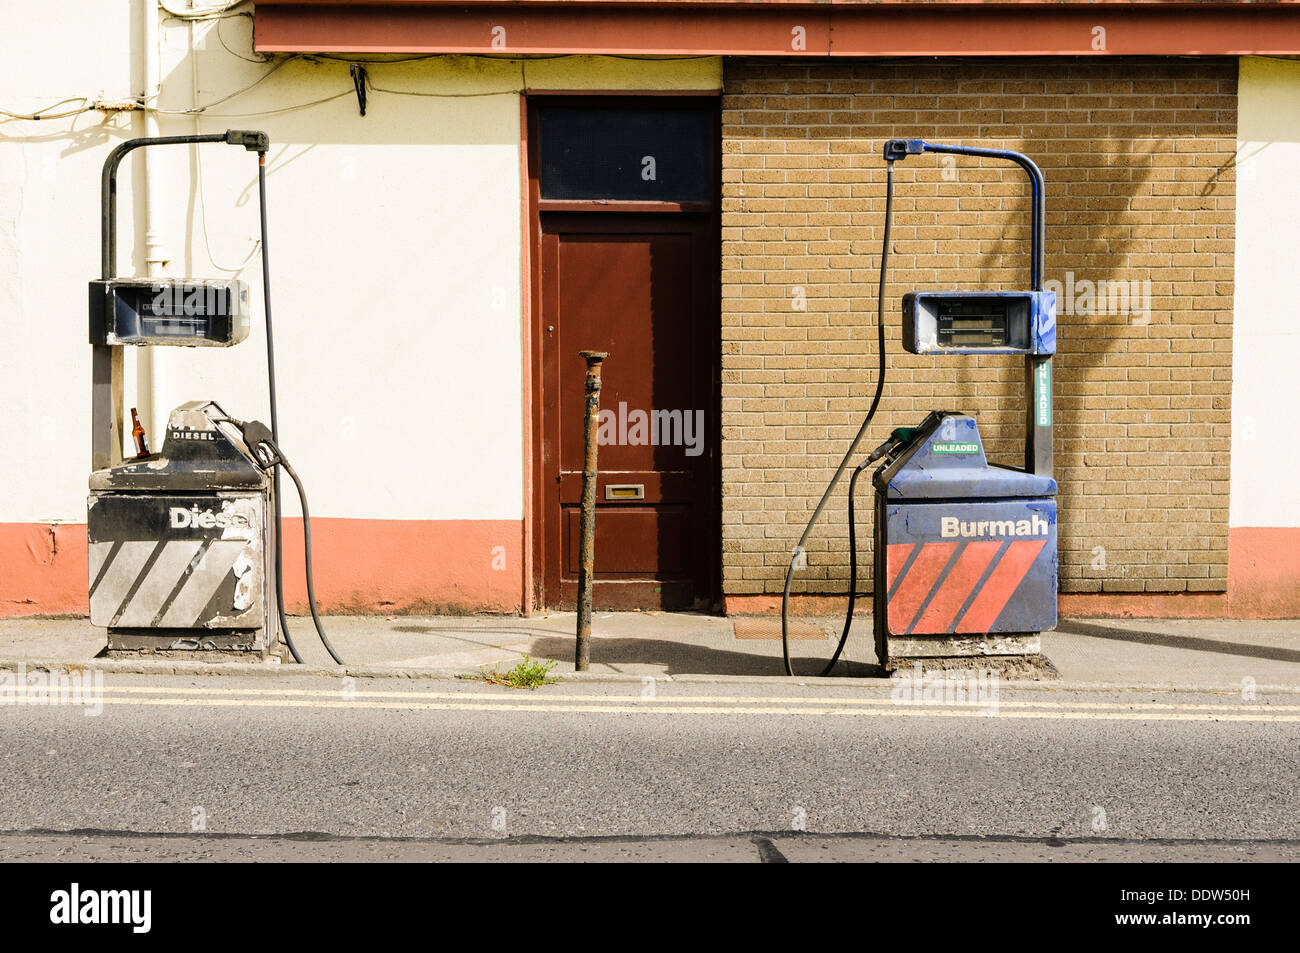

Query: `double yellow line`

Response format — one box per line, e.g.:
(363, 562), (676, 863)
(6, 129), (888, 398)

(77, 684), (1300, 723)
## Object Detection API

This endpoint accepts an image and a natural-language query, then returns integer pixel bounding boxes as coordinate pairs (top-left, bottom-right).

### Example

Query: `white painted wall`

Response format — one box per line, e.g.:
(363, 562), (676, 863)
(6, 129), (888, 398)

(1232, 56), (1300, 528)
(147, 47), (527, 522)
(0, 0), (721, 525)
(0, 1), (138, 524)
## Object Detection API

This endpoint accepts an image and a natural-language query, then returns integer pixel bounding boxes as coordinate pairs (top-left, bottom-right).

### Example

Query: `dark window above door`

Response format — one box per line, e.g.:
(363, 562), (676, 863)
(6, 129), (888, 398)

(536, 104), (714, 203)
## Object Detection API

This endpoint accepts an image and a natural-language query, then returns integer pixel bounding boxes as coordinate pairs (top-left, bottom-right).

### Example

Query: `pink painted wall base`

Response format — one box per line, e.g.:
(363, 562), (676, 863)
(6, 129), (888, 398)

(1, 519), (523, 617)
(2, 524), (1295, 619)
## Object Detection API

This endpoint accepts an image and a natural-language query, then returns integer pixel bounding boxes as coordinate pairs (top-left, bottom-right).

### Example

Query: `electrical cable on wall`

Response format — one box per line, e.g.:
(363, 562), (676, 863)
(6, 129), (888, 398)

(2, 0), (728, 127)
(10, 44), (703, 124)
(212, 13), (274, 64)
(158, 0), (250, 20)
(1, 97), (92, 121)
(190, 15), (261, 271)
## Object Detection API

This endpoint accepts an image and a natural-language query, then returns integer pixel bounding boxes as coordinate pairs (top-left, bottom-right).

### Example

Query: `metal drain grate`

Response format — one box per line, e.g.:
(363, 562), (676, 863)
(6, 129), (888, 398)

(732, 618), (827, 640)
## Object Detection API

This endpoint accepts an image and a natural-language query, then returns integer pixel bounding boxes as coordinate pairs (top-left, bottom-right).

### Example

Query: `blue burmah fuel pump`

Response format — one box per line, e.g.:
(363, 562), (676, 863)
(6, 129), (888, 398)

(781, 139), (1058, 675)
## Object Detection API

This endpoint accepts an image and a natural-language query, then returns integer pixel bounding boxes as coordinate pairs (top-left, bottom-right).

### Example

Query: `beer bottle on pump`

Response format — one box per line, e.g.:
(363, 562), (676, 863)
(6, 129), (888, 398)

(130, 408), (150, 458)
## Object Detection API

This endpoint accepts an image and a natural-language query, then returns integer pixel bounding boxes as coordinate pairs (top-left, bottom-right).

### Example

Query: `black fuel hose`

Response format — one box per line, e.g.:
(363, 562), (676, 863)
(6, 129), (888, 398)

(254, 153), (344, 666)
(250, 156), (342, 666)
(251, 154), (344, 666)
(254, 154), (302, 665)
(779, 159), (895, 677)
(278, 454), (346, 666)
(235, 419), (346, 667)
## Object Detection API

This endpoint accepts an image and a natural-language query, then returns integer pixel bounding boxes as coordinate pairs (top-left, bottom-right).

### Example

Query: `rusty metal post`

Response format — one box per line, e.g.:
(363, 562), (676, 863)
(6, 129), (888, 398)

(575, 350), (608, 672)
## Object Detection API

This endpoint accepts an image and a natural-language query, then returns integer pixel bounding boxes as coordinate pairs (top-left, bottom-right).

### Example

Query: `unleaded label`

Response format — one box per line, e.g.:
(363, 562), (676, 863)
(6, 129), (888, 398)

(1035, 361), (1052, 427)
(932, 442), (979, 455)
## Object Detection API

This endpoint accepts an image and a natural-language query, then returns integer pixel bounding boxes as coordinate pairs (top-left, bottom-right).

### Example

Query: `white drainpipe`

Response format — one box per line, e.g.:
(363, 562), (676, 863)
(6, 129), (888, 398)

(138, 0), (164, 435)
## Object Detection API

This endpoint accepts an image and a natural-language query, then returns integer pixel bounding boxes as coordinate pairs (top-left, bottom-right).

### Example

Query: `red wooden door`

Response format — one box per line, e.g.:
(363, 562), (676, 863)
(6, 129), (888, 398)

(538, 215), (717, 609)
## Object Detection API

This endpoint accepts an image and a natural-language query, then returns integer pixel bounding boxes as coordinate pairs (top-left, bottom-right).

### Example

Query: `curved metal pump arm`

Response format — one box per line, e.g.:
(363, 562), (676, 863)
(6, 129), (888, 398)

(94, 130), (269, 468)
(883, 139), (1045, 292)
(100, 130), (268, 280)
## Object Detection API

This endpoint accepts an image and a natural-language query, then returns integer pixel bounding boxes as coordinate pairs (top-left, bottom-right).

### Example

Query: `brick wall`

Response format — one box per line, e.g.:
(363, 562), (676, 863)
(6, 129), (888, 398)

(720, 57), (1236, 597)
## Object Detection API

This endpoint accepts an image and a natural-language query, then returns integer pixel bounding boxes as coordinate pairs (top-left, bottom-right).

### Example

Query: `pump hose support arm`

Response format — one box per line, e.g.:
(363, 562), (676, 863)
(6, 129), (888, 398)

(99, 130), (268, 280)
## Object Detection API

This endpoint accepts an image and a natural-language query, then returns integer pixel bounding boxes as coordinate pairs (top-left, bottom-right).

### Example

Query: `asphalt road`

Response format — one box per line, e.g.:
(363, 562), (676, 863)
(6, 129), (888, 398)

(2, 673), (1298, 861)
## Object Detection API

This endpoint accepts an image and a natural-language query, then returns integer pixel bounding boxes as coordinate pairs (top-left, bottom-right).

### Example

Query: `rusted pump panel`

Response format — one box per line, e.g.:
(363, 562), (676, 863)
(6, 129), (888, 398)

(88, 493), (267, 632)
(87, 401), (278, 655)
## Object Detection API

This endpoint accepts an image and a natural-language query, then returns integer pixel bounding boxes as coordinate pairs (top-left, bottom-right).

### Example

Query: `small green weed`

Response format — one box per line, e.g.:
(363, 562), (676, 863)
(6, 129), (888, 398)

(459, 654), (560, 689)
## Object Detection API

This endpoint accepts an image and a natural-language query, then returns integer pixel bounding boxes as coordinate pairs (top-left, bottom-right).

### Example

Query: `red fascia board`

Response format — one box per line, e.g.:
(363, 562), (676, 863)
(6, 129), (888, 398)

(254, 3), (1300, 56)
(256, 1), (1300, 7)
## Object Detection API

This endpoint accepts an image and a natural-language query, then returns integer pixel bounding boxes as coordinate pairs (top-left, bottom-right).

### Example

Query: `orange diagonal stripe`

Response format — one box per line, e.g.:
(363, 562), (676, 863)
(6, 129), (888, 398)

(911, 540), (1003, 635)
(886, 543), (914, 593)
(888, 542), (957, 634)
(953, 539), (1045, 633)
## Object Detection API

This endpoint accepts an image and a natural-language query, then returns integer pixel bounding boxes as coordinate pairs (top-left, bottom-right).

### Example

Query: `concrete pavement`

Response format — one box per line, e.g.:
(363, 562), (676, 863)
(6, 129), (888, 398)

(1, 612), (1298, 692)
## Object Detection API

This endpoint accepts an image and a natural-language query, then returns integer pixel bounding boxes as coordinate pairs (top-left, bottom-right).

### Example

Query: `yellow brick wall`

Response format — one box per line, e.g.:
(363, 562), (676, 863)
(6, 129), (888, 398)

(721, 57), (1236, 596)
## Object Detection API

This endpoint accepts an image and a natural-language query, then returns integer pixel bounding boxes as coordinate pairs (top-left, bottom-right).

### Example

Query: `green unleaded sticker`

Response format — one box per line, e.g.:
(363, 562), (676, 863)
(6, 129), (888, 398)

(1035, 361), (1052, 427)
(932, 442), (979, 455)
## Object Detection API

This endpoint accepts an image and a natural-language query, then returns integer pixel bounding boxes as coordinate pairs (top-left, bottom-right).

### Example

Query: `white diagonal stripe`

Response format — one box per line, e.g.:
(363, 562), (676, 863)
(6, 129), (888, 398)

(158, 540), (247, 627)
(88, 541), (157, 627)
(115, 540), (205, 627)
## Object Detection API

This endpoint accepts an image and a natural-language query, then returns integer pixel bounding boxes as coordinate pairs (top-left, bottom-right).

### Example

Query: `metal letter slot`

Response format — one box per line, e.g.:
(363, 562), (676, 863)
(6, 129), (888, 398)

(604, 484), (645, 501)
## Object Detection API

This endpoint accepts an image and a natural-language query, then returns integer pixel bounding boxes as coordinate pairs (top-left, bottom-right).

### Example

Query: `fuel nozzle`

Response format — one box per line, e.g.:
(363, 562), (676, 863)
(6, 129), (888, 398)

(866, 426), (922, 464)
(230, 418), (281, 468)
(130, 407), (150, 458)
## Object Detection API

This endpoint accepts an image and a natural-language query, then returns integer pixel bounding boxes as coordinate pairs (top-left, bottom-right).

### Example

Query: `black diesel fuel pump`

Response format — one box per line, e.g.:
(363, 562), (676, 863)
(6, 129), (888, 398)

(87, 131), (342, 665)
(781, 138), (1058, 676)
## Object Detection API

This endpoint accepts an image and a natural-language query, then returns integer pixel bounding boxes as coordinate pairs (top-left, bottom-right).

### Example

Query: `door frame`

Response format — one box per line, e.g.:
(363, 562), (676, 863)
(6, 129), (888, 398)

(521, 91), (722, 613)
